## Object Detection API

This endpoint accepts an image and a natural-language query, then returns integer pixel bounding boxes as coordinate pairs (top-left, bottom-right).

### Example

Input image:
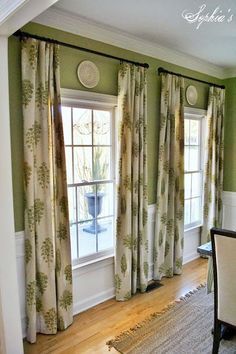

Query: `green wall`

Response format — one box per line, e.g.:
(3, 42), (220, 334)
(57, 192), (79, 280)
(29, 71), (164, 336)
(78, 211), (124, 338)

(223, 77), (236, 191)
(8, 22), (225, 232)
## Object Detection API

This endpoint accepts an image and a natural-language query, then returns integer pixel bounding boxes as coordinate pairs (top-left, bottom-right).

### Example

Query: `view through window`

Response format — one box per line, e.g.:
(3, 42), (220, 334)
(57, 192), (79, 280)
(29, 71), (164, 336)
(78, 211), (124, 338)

(62, 100), (115, 265)
(184, 112), (205, 229)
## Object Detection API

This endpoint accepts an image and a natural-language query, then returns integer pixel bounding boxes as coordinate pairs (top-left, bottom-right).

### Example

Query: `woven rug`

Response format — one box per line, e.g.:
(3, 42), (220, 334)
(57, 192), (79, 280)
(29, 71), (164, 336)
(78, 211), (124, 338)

(107, 285), (236, 354)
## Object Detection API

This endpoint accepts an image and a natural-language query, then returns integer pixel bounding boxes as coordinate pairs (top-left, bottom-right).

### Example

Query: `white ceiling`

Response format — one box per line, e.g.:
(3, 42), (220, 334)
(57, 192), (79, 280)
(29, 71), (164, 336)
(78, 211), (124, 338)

(53, 0), (236, 70)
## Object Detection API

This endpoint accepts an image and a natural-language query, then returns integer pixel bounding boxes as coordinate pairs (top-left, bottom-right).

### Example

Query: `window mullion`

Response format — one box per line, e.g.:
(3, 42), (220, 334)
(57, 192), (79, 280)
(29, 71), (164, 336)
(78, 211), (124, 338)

(184, 114), (205, 228)
(75, 185), (79, 260)
(92, 109), (98, 253)
(71, 107), (75, 184)
(92, 109), (94, 180)
(95, 184), (98, 253)
(190, 173), (192, 224)
(62, 98), (115, 265)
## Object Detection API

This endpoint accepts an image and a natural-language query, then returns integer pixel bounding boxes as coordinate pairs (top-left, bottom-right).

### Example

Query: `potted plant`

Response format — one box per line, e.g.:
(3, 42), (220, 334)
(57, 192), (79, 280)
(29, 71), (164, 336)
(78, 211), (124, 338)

(74, 117), (109, 234)
(83, 191), (105, 233)
(82, 147), (108, 234)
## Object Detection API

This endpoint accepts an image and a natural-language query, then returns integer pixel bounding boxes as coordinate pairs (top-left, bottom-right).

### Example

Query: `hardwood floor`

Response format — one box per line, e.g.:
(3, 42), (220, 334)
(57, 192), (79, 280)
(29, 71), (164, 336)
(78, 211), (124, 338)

(24, 257), (207, 354)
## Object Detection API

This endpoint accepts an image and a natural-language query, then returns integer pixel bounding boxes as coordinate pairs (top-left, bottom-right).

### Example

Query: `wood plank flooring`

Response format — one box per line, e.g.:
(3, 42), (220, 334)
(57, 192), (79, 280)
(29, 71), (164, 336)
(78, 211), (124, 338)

(24, 257), (207, 354)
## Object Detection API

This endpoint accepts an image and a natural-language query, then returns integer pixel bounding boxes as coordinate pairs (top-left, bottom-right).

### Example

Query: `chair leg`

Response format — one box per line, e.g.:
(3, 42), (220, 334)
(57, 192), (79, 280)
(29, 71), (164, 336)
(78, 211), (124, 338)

(212, 320), (221, 354)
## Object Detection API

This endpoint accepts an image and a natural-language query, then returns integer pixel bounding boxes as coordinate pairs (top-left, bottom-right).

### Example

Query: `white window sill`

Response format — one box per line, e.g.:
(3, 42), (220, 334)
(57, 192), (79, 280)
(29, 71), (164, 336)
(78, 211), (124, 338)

(184, 224), (202, 233)
(72, 253), (114, 271)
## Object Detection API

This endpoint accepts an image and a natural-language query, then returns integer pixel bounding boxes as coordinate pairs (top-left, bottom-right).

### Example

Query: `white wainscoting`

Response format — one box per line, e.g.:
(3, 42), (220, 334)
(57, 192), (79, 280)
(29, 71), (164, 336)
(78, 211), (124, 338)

(19, 194), (236, 338)
(183, 228), (200, 264)
(16, 205), (157, 337)
(15, 231), (26, 339)
(148, 204), (200, 266)
(15, 204), (156, 338)
(222, 191), (236, 230)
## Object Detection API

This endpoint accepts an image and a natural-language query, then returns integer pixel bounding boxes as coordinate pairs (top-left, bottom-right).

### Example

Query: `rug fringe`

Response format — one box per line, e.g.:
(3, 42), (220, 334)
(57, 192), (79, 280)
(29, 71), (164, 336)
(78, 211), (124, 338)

(106, 283), (206, 351)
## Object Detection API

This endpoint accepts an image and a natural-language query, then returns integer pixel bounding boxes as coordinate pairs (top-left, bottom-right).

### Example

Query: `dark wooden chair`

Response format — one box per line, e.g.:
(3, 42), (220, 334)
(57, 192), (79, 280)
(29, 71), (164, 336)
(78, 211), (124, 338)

(211, 227), (236, 354)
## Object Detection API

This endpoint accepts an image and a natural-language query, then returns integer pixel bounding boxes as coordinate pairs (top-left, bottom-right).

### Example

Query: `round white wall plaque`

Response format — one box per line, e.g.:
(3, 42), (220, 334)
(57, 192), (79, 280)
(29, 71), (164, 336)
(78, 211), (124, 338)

(186, 85), (198, 105)
(77, 60), (100, 88)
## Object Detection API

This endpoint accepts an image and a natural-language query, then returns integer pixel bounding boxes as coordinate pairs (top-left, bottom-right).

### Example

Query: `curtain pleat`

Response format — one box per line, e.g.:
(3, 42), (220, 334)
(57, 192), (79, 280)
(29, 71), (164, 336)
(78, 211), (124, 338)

(22, 38), (73, 343)
(201, 86), (225, 244)
(115, 63), (148, 301)
(154, 73), (185, 280)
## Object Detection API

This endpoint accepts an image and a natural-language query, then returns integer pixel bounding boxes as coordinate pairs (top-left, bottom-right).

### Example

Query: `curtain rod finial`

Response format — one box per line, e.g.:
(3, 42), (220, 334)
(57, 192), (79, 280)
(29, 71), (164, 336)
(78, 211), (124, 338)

(157, 67), (164, 75)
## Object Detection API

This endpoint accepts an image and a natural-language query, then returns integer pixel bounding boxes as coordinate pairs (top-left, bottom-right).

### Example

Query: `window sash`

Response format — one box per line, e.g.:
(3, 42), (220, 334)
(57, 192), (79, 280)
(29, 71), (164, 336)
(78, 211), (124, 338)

(61, 93), (116, 266)
(184, 113), (205, 230)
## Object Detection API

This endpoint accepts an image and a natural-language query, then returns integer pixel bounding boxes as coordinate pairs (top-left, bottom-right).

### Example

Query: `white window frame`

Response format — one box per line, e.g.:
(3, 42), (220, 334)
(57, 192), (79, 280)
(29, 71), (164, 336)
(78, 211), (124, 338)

(61, 89), (117, 267)
(184, 107), (206, 231)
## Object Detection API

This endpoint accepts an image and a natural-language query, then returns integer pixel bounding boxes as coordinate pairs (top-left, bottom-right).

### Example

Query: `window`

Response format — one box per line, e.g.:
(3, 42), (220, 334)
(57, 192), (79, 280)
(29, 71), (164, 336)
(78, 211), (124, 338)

(61, 90), (117, 266)
(184, 109), (206, 230)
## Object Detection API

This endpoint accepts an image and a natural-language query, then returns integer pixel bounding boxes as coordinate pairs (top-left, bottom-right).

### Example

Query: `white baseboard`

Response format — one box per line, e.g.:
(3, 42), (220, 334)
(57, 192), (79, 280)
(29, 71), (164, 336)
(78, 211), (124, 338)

(183, 252), (199, 264)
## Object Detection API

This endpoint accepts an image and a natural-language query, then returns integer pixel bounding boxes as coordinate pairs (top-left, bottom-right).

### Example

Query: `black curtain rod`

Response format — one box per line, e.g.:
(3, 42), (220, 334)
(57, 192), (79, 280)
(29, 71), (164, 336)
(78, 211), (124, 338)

(158, 67), (225, 89)
(13, 30), (149, 69)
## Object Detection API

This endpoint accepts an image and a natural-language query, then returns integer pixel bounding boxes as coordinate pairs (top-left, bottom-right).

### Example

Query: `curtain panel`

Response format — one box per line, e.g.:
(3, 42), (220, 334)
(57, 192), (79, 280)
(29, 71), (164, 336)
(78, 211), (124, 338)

(115, 63), (148, 301)
(22, 38), (73, 343)
(201, 86), (225, 244)
(154, 73), (185, 280)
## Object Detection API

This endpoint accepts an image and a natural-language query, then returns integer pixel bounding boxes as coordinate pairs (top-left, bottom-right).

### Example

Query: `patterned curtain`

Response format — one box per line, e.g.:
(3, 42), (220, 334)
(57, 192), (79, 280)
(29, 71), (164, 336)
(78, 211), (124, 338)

(201, 86), (225, 244)
(22, 38), (73, 343)
(115, 63), (148, 301)
(154, 73), (185, 280)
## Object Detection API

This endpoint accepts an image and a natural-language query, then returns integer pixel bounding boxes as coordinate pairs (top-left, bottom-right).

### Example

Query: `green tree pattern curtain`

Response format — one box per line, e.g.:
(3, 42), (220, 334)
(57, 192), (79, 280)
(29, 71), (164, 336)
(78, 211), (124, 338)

(201, 86), (225, 244)
(154, 73), (184, 280)
(115, 63), (148, 301)
(22, 38), (73, 343)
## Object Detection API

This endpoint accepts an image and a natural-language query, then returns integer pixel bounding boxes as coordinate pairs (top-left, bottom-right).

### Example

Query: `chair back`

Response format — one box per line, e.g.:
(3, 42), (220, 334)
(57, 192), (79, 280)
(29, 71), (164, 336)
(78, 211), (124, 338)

(211, 228), (236, 327)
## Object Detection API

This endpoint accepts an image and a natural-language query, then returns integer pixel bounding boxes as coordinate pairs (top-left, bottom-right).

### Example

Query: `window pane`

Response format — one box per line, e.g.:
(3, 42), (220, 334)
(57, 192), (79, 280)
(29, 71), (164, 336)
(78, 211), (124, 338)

(184, 146), (190, 171)
(93, 147), (110, 180)
(78, 221), (96, 258)
(77, 185), (93, 222)
(94, 110), (111, 145)
(65, 147), (73, 184)
(192, 172), (201, 198)
(73, 108), (92, 145)
(190, 120), (200, 145)
(74, 147), (92, 183)
(184, 119), (190, 145)
(189, 146), (199, 171)
(70, 224), (78, 261)
(62, 106), (72, 145)
(97, 183), (113, 218)
(64, 101), (115, 262)
(184, 199), (191, 225)
(184, 173), (191, 199)
(98, 217), (114, 252)
(68, 186), (76, 224)
(191, 197), (201, 223)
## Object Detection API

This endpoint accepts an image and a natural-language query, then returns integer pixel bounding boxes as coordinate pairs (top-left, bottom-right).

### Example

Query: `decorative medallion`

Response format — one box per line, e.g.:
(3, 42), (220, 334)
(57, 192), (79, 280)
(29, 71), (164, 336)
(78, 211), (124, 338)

(77, 60), (100, 88)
